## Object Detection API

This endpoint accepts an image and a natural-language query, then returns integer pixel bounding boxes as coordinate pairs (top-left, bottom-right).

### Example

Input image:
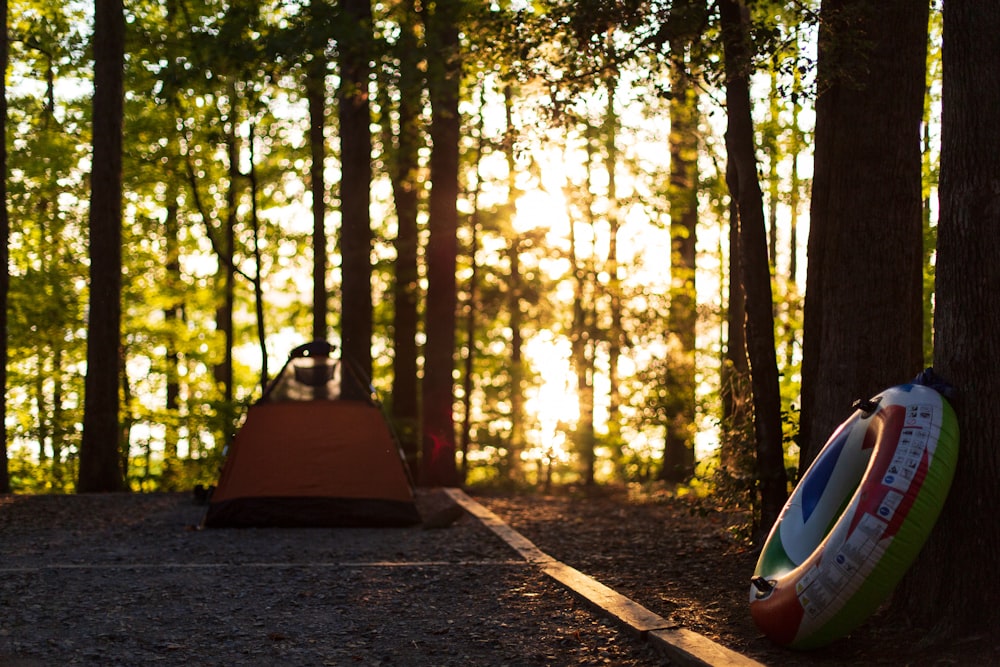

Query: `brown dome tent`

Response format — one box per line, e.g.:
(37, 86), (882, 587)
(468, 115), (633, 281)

(203, 341), (421, 528)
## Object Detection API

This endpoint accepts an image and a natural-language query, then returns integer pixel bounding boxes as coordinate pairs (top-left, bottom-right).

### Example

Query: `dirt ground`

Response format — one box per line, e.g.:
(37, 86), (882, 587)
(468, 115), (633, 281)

(1, 488), (997, 666)
(476, 487), (999, 666)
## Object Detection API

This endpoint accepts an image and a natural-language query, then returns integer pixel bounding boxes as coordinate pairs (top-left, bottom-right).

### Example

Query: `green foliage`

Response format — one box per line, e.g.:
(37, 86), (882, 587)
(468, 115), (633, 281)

(1, 0), (845, 504)
(7, 445), (77, 493)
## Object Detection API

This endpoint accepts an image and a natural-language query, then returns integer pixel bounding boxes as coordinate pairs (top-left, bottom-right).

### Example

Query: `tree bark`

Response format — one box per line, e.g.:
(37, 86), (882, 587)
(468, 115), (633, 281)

(389, 0), (422, 475)
(247, 128), (267, 390)
(161, 192), (182, 490)
(719, 166), (754, 488)
(217, 84), (238, 439)
(337, 0), (374, 399)
(503, 85), (524, 483)
(603, 70), (627, 476)
(573, 128), (599, 487)
(78, 0), (126, 493)
(719, 0), (787, 539)
(0, 0), (10, 493)
(420, 0), (461, 486)
(895, 1), (1000, 639)
(459, 158), (479, 483)
(799, 0), (928, 471)
(306, 11), (329, 343)
(660, 38), (699, 483)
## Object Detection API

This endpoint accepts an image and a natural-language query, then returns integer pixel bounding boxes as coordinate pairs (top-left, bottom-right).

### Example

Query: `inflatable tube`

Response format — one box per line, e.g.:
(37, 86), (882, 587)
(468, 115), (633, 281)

(749, 379), (959, 649)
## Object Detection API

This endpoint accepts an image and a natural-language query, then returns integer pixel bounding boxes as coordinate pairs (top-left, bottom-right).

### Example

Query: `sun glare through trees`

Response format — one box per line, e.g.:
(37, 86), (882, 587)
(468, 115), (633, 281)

(1, 0), (932, 503)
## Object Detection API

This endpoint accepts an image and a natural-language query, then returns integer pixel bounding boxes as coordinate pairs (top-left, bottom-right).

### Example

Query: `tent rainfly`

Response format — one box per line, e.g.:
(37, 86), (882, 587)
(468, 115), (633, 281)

(203, 341), (421, 528)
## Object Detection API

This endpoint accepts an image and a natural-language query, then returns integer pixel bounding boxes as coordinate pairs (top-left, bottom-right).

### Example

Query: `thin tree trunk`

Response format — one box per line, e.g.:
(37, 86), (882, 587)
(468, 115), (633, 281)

(720, 169), (752, 478)
(785, 50), (803, 371)
(389, 0), (422, 475)
(160, 18), (185, 483)
(570, 239), (597, 487)
(247, 125), (267, 391)
(719, 0), (787, 540)
(459, 187), (479, 484)
(573, 130), (599, 487)
(458, 86), (487, 485)
(118, 343), (131, 478)
(306, 30), (328, 342)
(503, 85), (524, 483)
(660, 38), (699, 483)
(51, 346), (64, 486)
(420, 0), (461, 486)
(0, 0), (9, 493)
(162, 192), (182, 490)
(219, 88), (238, 439)
(604, 70), (625, 469)
(34, 366), (49, 465)
(765, 64), (780, 269)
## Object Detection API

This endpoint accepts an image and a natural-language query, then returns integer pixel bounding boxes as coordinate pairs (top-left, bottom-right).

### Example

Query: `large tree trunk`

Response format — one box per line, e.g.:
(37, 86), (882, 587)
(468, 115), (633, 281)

(719, 0), (787, 539)
(337, 0), (374, 398)
(78, 0), (126, 493)
(389, 0), (422, 475)
(0, 0), (10, 493)
(420, 0), (461, 487)
(799, 0), (928, 471)
(895, 2), (1000, 639)
(659, 38), (699, 483)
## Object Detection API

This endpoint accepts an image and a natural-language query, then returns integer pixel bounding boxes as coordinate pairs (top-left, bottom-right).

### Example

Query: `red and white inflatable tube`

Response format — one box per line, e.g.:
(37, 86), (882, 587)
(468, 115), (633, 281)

(749, 380), (959, 648)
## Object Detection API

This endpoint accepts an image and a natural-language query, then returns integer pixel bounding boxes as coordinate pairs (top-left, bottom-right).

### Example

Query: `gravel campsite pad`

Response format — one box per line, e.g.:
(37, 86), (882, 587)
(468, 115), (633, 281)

(0, 492), (664, 666)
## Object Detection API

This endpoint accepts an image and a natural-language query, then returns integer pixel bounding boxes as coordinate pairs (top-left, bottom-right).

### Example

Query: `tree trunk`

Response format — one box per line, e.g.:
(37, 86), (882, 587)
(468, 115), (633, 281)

(503, 85), (524, 482)
(247, 128), (267, 390)
(337, 0), (374, 398)
(306, 22), (328, 343)
(420, 0), (461, 487)
(660, 38), (699, 483)
(459, 166), (480, 483)
(895, 1), (1000, 639)
(719, 172), (756, 510)
(719, 0), (787, 539)
(78, 0), (126, 493)
(799, 0), (928, 471)
(218, 86), (238, 441)
(161, 193), (182, 490)
(389, 0), (422, 475)
(573, 129), (599, 487)
(507, 238), (525, 481)
(0, 0), (10, 493)
(785, 49), (803, 371)
(51, 347), (65, 486)
(570, 259), (597, 487)
(603, 71), (625, 471)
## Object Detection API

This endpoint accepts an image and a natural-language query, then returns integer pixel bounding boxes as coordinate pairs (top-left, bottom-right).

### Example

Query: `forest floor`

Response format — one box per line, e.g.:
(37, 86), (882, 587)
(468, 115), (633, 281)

(0, 488), (996, 666)
(476, 486), (999, 666)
